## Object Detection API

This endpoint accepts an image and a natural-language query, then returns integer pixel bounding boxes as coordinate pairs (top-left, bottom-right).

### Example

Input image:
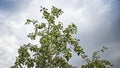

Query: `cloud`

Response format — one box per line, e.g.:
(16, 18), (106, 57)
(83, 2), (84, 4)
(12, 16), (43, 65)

(0, 0), (120, 68)
(0, 0), (33, 67)
(0, 0), (32, 19)
(71, 0), (120, 67)
(0, 35), (19, 68)
(0, 0), (31, 12)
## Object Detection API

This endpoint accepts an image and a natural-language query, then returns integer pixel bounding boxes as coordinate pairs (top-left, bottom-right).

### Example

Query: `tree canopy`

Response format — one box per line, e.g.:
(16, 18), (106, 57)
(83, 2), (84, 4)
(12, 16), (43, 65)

(11, 6), (113, 68)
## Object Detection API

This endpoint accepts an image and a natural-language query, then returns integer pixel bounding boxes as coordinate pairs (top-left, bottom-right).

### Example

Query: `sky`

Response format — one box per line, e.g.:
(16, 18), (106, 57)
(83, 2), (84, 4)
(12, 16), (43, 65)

(0, 0), (120, 68)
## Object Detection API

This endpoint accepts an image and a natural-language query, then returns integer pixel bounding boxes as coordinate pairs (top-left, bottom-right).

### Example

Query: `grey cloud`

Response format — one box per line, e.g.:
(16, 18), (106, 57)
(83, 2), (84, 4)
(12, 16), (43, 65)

(0, 0), (31, 12)
(114, 57), (120, 68)
(75, 0), (120, 67)
(0, 35), (19, 68)
(0, 0), (32, 19)
(0, 0), (120, 68)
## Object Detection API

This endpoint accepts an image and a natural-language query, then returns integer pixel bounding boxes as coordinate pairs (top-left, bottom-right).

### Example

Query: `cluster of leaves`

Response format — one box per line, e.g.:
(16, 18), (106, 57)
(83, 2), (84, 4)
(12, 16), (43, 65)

(81, 46), (113, 68)
(11, 6), (84, 68)
(11, 6), (113, 68)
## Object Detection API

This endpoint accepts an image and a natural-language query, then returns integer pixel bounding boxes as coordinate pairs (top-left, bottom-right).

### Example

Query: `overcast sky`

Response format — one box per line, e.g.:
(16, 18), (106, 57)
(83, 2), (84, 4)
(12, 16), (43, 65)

(0, 0), (120, 68)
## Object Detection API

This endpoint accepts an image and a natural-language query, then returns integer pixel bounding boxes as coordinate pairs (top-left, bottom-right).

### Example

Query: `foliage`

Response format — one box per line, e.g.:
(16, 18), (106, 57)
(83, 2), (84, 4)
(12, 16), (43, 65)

(11, 6), (112, 68)
(81, 46), (113, 68)
(11, 6), (83, 68)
